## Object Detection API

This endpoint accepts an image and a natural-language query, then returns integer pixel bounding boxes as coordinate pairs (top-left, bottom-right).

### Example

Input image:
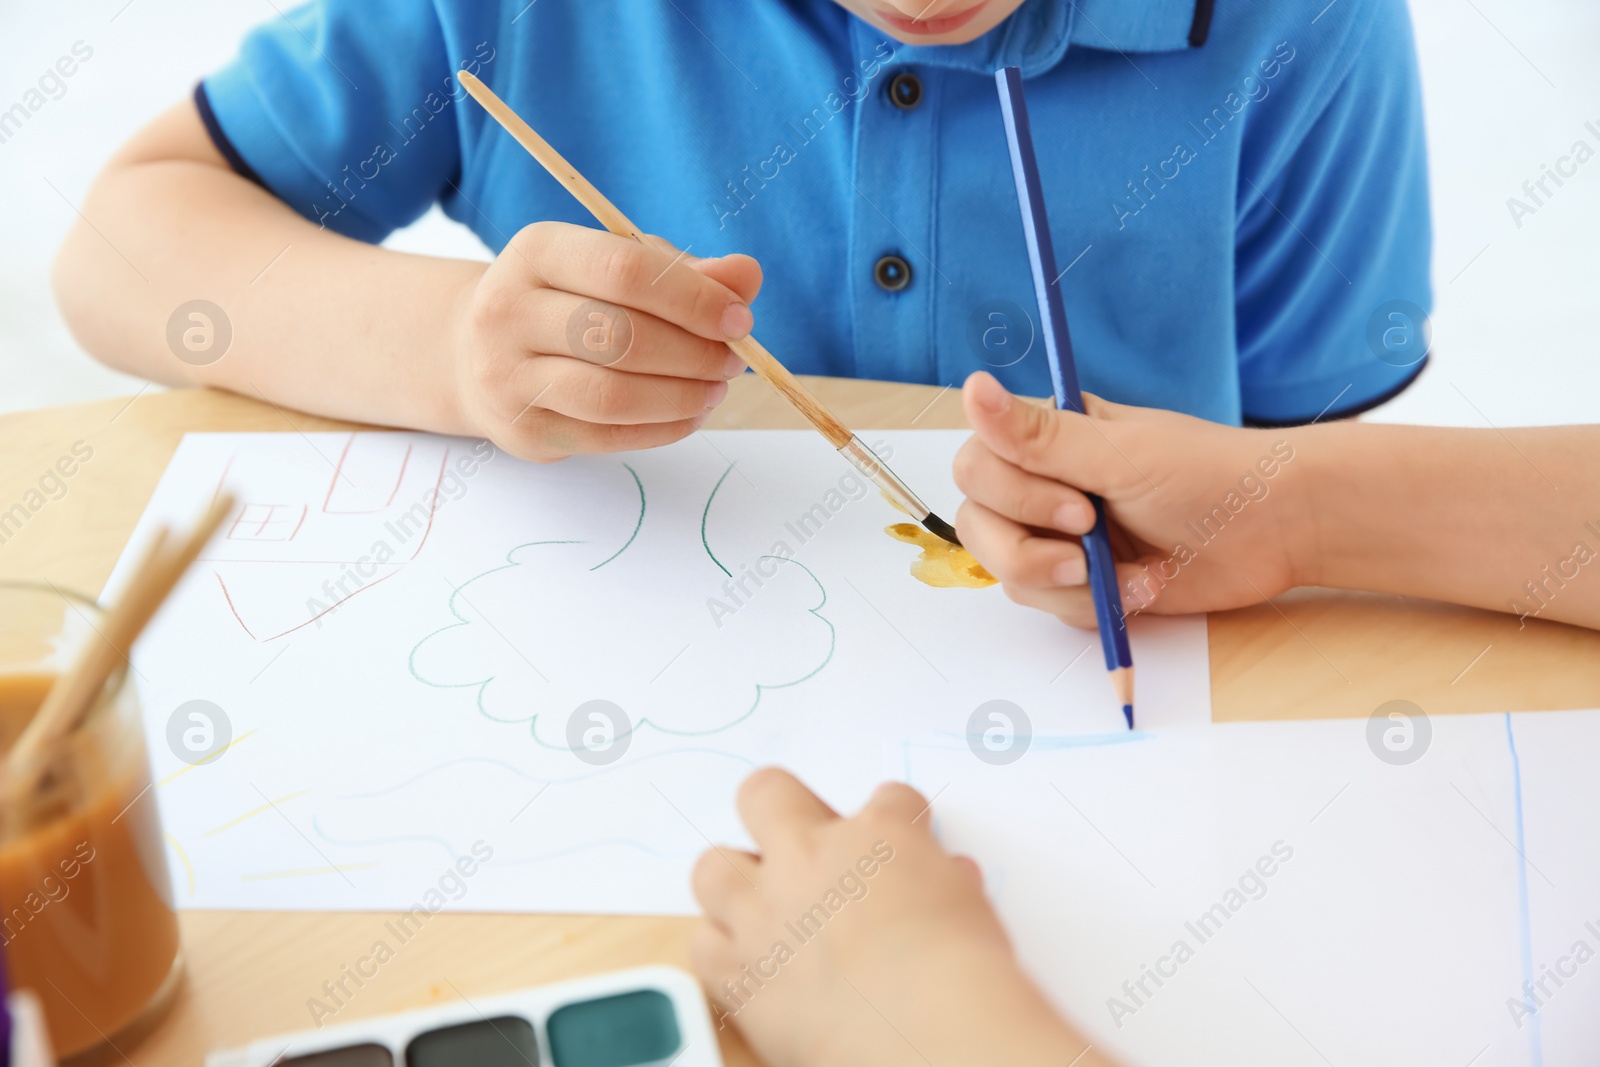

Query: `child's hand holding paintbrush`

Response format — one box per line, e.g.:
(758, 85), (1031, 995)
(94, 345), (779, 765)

(452, 222), (762, 461)
(455, 71), (962, 547)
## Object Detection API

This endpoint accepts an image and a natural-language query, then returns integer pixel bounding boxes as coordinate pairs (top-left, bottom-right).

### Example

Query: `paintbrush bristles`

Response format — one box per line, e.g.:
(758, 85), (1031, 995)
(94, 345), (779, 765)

(920, 512), (962, 548)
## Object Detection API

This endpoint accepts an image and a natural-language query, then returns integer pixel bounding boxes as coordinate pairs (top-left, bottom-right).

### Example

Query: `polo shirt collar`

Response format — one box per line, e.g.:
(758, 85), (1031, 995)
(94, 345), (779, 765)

(1067, 0), (1212, 53)
(857, 0), (1207, 78)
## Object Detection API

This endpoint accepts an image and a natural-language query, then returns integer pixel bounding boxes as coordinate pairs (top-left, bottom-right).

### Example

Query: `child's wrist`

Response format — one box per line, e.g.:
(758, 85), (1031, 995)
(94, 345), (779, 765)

(439, 265), (490, 437)
(1280, 421), (1339, 589)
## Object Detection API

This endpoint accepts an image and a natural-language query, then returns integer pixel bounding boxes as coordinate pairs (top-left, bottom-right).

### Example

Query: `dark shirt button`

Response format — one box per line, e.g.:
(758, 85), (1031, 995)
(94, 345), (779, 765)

(874, 254), (913, 292)
(887, 72), (923, 110)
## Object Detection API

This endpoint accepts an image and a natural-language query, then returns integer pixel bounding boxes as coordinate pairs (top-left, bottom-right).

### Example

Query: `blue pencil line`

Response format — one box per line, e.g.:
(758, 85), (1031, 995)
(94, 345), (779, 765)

(1506, 712), (1541, 1067)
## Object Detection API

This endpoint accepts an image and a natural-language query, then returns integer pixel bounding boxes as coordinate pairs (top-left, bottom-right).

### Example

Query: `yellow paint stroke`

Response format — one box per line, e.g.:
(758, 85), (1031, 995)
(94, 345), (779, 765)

(885, 523), (998, 589)
(241, 862), (379, 882)
(165, 833), (197, 899)
(204, 790), (309, 838)
(159, 729), (258, 787)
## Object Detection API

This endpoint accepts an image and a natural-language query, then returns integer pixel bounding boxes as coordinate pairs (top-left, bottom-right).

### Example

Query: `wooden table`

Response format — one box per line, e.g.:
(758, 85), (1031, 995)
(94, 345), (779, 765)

(4, 379), (1597, 1066)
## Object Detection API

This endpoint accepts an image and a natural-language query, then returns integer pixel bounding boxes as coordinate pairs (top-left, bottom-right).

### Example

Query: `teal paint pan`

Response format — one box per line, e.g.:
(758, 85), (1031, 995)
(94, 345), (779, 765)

(207, 966), (720, 1067)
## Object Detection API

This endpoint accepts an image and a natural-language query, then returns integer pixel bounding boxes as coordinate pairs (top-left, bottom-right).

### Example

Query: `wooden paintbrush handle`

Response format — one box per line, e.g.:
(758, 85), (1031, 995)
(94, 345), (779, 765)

(7, 495), (234, 777)
(8, 528), (172, 772)
(729, 336), (852, 447)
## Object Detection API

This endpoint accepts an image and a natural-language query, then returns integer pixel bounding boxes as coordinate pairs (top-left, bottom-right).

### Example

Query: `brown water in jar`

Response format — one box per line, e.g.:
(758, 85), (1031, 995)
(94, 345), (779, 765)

(0, 671), (181, 1059)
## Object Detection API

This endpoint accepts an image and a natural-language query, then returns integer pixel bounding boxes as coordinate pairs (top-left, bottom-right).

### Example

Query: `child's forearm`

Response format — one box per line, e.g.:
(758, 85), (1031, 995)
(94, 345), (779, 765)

(1295, 422), (1600, 628)
(53, 101), (482, 434)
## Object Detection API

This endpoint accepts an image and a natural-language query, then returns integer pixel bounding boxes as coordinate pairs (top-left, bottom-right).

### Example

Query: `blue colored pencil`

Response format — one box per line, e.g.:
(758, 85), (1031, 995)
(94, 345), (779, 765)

(995, 66), (1134, 729)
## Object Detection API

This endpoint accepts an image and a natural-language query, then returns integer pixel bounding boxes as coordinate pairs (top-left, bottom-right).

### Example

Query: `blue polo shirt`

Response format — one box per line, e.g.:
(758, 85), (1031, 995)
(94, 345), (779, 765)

(199, 0), (1432, 425)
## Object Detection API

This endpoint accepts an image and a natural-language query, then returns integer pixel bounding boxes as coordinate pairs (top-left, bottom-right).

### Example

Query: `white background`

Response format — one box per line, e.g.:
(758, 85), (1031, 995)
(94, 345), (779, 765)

(1, 0), (1597, 424)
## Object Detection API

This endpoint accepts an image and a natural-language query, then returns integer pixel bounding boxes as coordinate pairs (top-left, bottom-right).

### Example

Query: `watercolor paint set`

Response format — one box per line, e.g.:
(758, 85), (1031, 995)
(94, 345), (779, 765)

(206, 967), (721, 1067)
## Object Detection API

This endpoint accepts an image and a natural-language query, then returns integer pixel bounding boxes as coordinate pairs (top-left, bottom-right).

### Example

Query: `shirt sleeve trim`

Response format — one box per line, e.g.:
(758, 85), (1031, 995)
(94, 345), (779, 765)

(1242, 356), (1429, 428)
(193, 81), (266, 189)
(1187, 0), (1216, 47)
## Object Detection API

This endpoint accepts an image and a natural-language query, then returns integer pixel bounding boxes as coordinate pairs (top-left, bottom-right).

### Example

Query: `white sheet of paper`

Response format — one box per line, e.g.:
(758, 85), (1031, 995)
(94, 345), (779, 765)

(111, 430), (1599, 1066)
(905, 709), (1600, 1065)
(113, 430), (1196, 918)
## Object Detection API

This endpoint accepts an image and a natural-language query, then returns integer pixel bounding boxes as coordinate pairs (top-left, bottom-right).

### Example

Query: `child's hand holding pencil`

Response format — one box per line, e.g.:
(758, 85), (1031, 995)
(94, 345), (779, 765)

(955, 370), (1600, 633)
(953, 371), (1307, 626)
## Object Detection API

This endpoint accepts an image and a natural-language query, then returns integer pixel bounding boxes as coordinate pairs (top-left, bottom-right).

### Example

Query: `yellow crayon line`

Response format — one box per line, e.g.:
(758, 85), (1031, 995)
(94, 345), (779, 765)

(164, 833), (197, 899)
(204, 790), (310, 838)
(159, 729), (258, 786)
(241, 862), (378, 882)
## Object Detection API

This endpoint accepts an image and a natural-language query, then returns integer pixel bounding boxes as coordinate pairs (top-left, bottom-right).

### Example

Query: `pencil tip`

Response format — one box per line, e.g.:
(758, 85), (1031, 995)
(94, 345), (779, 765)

(922, 512), (961, 548)
(1123, 704), (1134, 730)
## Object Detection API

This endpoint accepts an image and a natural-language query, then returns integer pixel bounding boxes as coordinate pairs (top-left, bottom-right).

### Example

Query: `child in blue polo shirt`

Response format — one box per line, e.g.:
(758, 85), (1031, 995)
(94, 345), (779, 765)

(57, 0), (1431, 461)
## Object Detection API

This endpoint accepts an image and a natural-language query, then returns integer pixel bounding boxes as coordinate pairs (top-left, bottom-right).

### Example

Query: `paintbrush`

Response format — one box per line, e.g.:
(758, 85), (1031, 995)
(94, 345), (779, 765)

(456, 70), (960, 548)
(7, 494), (235, 779)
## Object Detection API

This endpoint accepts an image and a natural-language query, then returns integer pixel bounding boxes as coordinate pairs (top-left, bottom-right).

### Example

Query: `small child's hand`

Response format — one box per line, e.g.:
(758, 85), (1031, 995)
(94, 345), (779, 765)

(451, 222), (760, 461)
(691, 768), (1097, 1067)
(954, 371), (1311, 624)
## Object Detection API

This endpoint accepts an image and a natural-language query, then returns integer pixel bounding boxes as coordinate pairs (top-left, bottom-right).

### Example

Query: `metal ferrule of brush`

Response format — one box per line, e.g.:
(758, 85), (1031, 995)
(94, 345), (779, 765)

(837, 435), (929, 522)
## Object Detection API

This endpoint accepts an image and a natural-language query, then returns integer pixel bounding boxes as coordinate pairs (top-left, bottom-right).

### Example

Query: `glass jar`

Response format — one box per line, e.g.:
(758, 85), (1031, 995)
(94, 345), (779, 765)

(0, 582), (182, 1060)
